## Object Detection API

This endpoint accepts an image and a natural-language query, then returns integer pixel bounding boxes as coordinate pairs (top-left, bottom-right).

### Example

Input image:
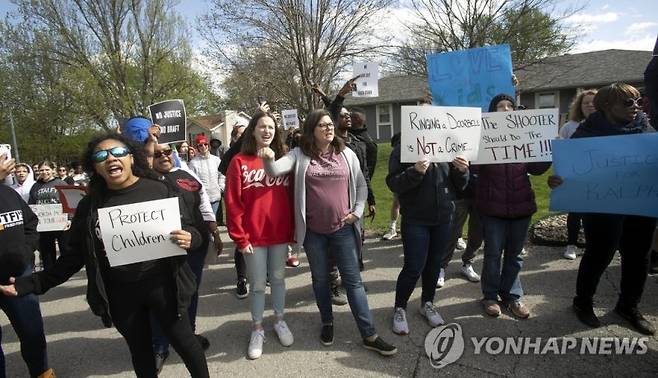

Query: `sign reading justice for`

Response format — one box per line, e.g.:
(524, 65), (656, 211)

(97, 198), (186, 267)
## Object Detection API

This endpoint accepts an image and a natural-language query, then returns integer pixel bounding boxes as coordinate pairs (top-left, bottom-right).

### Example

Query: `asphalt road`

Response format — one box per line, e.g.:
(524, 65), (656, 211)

(2, 233), (657, 377)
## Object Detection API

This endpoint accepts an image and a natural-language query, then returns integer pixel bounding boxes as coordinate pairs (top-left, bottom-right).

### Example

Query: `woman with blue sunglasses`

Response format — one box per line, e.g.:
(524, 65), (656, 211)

(0, 133), (209, 377)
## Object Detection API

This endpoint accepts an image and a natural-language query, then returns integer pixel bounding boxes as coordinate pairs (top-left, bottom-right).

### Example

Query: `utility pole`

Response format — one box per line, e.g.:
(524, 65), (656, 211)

(8, 107), (20, 162)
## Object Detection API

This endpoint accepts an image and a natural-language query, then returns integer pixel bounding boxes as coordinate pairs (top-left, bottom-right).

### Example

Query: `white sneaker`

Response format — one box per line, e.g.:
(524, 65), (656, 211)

(247, 329), (265, 359)
(563, 245), (577, 260)
(392, 307), (409, 335)
(420, 302), (445, 327)
(456, 238), (467, 250)
(436, 268), (445, 288)
(273, 320), (294, 347)
(520, 248), (528, 256)
(382, 227), (397, 240)
(461, 264), (480, 282)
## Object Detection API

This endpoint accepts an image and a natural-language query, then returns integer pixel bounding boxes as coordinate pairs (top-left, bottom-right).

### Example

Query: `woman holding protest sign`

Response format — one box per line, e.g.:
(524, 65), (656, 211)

(28, 160), (69, 271)
(0, 133), (209, 377)
(225, 111), (295, 359)
(548, 83), (657, 335)
(386, 130), (469, 335)
(476, 94), (551, 319)
(559, 89), (598, 260)
(260, 109), (397, 356)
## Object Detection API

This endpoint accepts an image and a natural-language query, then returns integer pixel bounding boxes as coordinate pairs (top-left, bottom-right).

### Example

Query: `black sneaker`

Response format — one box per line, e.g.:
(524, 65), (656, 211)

(320, 324), (333, 346)
(154, 350), (169, 375)
(196, 334), (210, 351)
(330, 284), (347, 306)
(235, 280), (248, 299)
(363, 336), (397, 356)
(573, 297), (601, 328)
(614, 305), (656, 335)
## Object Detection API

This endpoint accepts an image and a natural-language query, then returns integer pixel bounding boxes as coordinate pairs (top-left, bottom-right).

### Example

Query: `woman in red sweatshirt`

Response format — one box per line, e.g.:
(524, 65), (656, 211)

(225, 111), (295, 359)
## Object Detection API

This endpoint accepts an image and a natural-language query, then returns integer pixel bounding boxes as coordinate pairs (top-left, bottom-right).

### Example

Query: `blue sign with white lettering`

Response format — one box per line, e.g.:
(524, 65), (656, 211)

(426, 45), (515, 111)
(550, 133), (658, 217)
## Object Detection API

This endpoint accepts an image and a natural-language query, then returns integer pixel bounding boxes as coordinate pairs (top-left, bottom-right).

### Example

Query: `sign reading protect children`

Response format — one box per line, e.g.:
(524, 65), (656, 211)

(97, 198), (185, 267)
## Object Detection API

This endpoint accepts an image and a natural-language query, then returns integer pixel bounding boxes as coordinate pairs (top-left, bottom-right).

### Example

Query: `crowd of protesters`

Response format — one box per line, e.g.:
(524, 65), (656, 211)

(0, 57), (657, 377)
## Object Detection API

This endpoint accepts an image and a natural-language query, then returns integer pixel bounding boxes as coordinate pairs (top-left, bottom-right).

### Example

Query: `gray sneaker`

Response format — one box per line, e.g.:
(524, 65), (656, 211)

(392, 307), (409, 335)
(331, 284), (347, 306)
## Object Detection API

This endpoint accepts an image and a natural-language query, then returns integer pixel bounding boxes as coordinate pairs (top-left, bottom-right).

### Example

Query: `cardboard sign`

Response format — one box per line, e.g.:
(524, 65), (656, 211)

(281, 109), (299, 130)
(427, 45), (515, 111)
(352, 62), (379, 97)
(400, 105), (482, 163)
(0, 144), (11, 160)
(56, 185), (88, 214)
(97, 198), (185, 267)
(474, 108), (559, 164)
(29, 204), (68, 232)
(148, 99), (187, 144)
(550, 133), (658, 217)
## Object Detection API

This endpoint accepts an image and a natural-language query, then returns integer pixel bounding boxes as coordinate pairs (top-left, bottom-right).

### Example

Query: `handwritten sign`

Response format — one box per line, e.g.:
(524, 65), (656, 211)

(474, 108), (559, 164)
(400, 105), (482, 163)
(427, 45), (514, 111)
(352, 62), (379, 97)
(550, 133), (658, 217)
(281, 109), (299, 130)
(29, 204), (68, 232)
(148, 99), (187, 144)
(56, 185), (87, 214)
(97, 198), (185, 267)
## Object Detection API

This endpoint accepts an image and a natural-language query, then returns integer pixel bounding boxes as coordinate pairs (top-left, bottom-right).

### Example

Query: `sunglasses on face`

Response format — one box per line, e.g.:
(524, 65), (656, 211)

(622, 97), (643, 108)
(154, 149), (173, 158)
(92, 146), (130, 163)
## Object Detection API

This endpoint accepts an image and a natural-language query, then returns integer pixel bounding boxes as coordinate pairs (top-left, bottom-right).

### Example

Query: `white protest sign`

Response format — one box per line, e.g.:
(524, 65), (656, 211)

(29, 204), (68, 232)
(474, 108), (559, 164)
(400, 106), (482, 163)
(352, 62), (379, 97)
(281, 109), (299, 130)
(97, 197), (185, 267)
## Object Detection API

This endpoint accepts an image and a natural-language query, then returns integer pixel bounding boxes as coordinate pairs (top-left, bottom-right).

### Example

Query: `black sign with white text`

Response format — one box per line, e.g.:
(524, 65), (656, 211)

(148, 99), (187, 143)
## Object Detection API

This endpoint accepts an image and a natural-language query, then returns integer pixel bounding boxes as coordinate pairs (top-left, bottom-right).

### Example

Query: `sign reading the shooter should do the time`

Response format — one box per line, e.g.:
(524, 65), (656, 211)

(97, 198), (185, 267)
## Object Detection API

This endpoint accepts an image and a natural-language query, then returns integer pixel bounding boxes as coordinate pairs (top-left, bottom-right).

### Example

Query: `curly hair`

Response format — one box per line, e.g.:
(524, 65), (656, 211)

(568, 89), (597, 122)
(83, 133), (161, 198)
(299, 109), (345, 158)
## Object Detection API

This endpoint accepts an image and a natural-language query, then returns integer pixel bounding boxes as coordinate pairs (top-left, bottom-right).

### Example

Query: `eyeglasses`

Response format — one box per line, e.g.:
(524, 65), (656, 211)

(317, 122), (334, 130)
(622, 97), (643, 108)
(154, 149), (173, 158)
(91, 146), (130, 163)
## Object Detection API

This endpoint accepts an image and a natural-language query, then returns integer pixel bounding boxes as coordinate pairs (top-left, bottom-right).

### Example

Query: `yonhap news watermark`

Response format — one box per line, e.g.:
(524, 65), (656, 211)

(425, 323), (649, 369)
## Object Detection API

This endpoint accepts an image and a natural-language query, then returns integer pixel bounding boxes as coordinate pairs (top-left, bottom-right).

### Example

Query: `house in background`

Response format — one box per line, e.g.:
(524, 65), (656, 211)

(344, 49), (652, 142)
(188, 111), (251, 147)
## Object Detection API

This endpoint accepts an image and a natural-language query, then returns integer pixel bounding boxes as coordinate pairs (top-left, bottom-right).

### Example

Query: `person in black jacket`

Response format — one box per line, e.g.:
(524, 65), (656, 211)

(0, 156), (54, 378)
(386, 136), (469, 335)
(0, 133), (209, 377)
(548, 83), (657, 335)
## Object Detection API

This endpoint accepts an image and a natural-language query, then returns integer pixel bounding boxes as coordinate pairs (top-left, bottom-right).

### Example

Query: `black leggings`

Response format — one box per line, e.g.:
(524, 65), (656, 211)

(566, 212), (583, 245)
(107, 275), (209, 378)
(576, 214), (657, 308)
(38, 231), (69, 270)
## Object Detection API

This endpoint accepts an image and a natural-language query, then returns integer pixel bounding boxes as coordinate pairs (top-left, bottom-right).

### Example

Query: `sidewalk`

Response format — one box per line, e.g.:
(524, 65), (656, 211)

(2, 235), (657, 377)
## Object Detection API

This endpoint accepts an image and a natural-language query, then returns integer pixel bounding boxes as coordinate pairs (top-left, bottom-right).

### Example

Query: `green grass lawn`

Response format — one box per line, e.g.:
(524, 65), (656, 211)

(366, 143), (555, 234)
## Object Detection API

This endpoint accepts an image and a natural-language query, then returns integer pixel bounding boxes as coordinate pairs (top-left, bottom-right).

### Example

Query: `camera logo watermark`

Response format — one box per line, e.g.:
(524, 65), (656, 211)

(425, 323), (648, 369)
(424, 323), (465, 369)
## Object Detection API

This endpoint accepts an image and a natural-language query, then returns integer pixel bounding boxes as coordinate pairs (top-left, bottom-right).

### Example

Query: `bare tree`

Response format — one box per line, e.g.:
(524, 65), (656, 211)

(391, 0), (580, 75)
(200, 0), (394, 113)
(4, 0), (214, 128)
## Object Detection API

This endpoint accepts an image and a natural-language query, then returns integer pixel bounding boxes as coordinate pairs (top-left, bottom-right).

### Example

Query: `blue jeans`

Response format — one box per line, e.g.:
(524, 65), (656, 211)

(0, 267), (48, 378)
(152, 240), (208, 353)
(479, 214), (531, 303)
(245, 244), (288, 324)
(395, 222), (451, 309)
(304, 225), (376, 339)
